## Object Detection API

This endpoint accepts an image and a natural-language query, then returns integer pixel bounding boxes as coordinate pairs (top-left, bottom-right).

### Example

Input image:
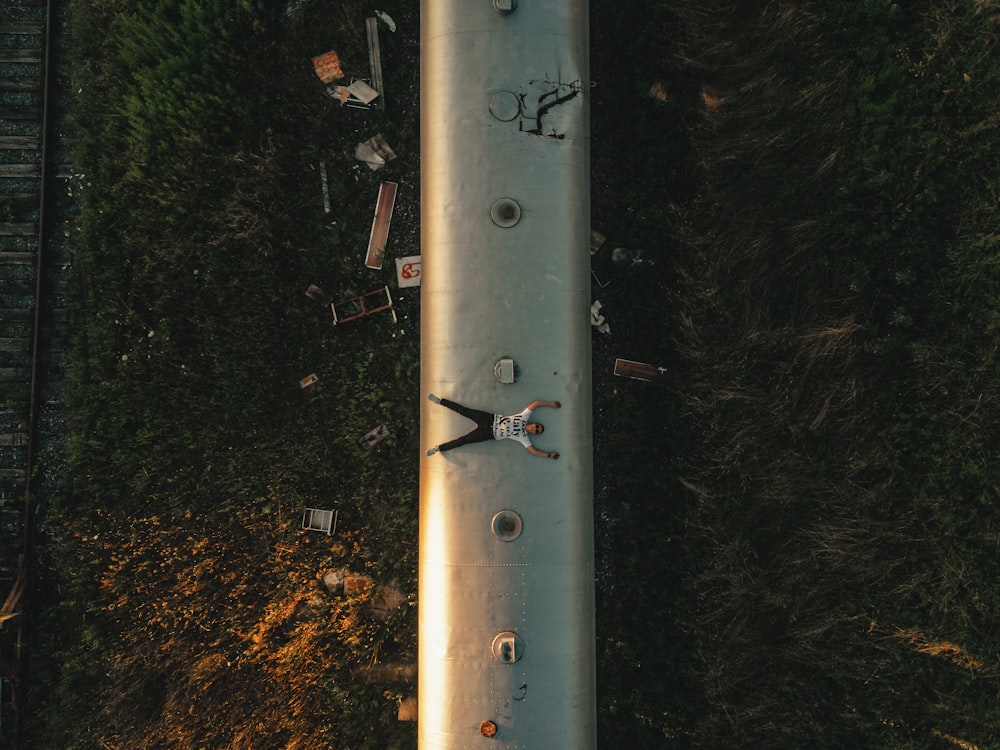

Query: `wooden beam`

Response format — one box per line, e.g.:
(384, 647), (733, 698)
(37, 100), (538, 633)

(0, 79), (41, 92)
(0, 164), (40, 177)
(366, 16), (384, 111)
(0, 310), (33, 321)
(613, 358), (667, 382)
(0, 23), (44, 34)
(0, 225), (37, 237)
(0, 107), (41, 120)
(365, 181), (398, 269)
(0, 136), (39, 150)
(0, 49), (42, 63)
(0, 253), (36, 265)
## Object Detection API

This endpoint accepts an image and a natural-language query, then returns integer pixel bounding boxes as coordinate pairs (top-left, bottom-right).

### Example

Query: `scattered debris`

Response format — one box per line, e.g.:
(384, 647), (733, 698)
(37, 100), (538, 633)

(347, 79), (379, 105)
(648, 81), (668, 102)
(331, 285), (398, 326)
(322, 569), (345, 594)
(355, 133), (396, 171)
(319, 161), (331, 214)
(358, 423), (390, 450)
(311, 50), (344, 83)
(701, 85), (725, 112)
(592, 244), (653, 288)
(368, 581), (406, 619)
(302, 508), (338, 535)
(344, 573), (372, 597)
(366, 17), (385, 110)
(330, 79), (380, 108)
(590, 300), (610, 334)
(395, 255), (422, 288)
(374, 10), (396, 32)
(398, 697), (417, 721)
(365, 181), (398, 269)
(613, 358), (667, 382)
(299, 373), (319, 389)
(305, 283), (332, 306)
(591, 228), (606, 255)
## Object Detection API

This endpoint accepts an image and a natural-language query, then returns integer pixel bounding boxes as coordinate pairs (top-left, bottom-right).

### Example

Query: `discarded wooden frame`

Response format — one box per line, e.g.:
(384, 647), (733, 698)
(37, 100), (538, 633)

(302, 508), (338, 535)
(331, 285), (398, 326)
(365, 181), (398, 269)
(613, 357), (667, 382)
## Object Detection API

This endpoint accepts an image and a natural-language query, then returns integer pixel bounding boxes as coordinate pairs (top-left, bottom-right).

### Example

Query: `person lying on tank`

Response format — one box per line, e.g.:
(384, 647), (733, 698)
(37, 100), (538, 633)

(425, 394), (561, 459)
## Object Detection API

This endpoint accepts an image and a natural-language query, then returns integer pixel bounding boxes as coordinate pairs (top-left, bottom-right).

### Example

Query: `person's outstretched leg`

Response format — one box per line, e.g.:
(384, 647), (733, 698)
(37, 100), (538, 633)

(426, 395), (495, 455)
(434, 396), (493, 424)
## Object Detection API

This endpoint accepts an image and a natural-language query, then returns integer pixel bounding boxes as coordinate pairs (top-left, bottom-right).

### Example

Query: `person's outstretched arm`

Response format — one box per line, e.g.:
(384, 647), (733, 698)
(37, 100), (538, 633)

(527, 445), (559, 460)
(525, 399), (561, 411)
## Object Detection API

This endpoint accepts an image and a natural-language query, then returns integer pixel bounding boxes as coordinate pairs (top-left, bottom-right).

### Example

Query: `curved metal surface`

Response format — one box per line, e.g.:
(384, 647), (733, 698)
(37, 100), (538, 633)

(419, 1), (594, 748)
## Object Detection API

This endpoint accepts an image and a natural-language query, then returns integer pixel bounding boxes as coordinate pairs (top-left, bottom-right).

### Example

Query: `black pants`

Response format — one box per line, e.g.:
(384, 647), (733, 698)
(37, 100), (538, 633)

(438, 399), (496, 452)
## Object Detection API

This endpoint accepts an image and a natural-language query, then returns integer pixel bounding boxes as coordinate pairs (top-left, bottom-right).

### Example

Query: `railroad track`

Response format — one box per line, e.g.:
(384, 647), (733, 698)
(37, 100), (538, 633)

(0, 0), (72, 740)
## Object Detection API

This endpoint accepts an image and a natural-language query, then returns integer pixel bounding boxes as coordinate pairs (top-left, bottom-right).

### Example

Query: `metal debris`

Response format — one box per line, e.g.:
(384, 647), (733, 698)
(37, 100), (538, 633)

(590, 300), (610, 334)
(302, 507), (338, 534)
(354, 133), (396, 171)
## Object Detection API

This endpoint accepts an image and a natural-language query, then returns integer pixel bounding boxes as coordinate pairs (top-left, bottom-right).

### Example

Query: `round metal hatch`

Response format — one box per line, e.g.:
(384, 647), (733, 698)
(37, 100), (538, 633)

(489, 90), (521, 122)
(491, 630), (523, 663)
(490, 198), (521, 228)
(491, 509), (523, 541)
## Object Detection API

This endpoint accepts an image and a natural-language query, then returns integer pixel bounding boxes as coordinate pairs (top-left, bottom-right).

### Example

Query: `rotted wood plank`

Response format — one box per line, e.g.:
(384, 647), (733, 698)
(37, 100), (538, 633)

(0, 225), (37, 237)
(0, 136), (39, 149)
(0, 165), (40, 177)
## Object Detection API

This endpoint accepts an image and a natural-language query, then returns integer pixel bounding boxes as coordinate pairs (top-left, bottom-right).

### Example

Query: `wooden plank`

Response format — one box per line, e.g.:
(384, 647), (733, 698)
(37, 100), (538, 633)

(0, 164), (40, 177)
(0, 136), (39, 149)
(613, 358), (667, 382)
(366, 16), (384, 111)
(0, 253), (36, 265)
(0, 23), (44, 34)
(0, 368), (31, 381)
(0, 434), (27, 447)
(0, 224), (37, 237)
(0, 338), (29, 352)
(0, 107), (41, 120)
(0, 49), (42, 63)
(0, 309), (33, 320)
(0, 79), (41, 92)
(365, 181), (397, 269)
(319, 161), (330, 214)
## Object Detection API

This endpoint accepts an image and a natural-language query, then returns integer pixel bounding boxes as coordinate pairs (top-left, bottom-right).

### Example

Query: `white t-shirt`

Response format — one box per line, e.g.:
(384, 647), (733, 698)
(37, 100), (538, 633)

(492, 407), (534, 447)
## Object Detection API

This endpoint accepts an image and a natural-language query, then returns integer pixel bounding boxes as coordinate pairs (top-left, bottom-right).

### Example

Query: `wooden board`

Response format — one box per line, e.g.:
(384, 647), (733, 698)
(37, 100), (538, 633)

(613, 358), (666, 381)
(365, 181), (398, 269)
